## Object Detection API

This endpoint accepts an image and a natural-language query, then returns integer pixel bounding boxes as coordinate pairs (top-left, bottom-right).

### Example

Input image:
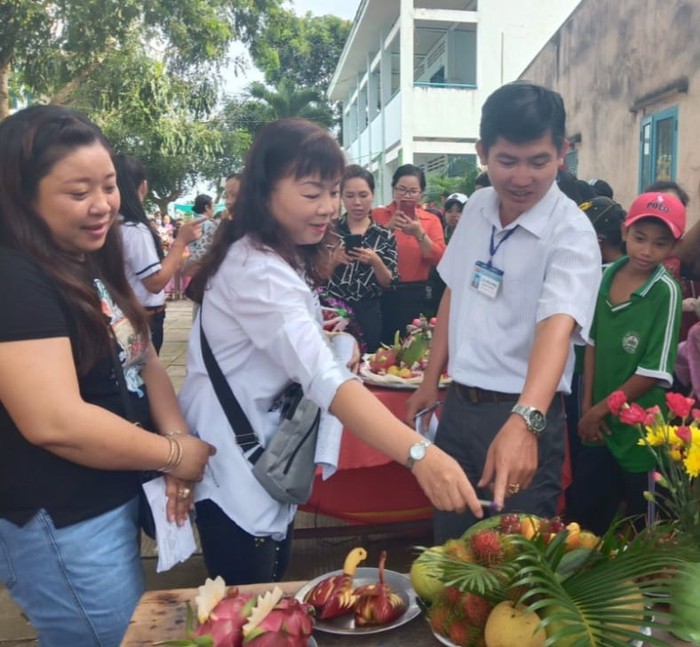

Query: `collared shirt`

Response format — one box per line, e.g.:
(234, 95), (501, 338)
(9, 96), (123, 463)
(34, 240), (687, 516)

(178, 236), (355, 540)
(590, 256), (681, 471)
(325, 216), (398, 302)
(120, 221), (164, 308)
(439, 183), (601, 394)
(372, 203), (445, 282)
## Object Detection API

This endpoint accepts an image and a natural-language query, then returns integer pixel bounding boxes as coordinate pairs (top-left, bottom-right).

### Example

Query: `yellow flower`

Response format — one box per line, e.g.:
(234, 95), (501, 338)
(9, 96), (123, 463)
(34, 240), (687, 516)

(684, 445), (700, 478)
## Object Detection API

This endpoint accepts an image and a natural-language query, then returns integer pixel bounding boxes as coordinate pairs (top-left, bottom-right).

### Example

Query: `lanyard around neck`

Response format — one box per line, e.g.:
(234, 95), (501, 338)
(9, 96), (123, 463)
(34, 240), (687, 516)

(489, 225), (517, 264)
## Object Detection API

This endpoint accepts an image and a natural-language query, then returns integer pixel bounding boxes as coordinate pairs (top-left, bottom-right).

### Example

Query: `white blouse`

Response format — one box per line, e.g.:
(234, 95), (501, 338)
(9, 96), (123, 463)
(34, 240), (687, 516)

(178, 236), (355, 540)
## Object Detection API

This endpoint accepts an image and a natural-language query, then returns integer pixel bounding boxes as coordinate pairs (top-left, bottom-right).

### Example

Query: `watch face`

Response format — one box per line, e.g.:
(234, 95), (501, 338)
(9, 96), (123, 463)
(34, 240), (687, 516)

(529, 410), (547, 432)
(410, 443), (427, 461)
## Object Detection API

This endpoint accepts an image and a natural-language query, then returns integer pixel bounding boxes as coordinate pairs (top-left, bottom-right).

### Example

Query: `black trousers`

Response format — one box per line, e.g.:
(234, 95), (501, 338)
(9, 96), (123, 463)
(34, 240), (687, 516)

(380, 283), (431, 345)
(146, 309), (166, 354)
(350, 297), (382, 352)
(195, 499), (294, 585)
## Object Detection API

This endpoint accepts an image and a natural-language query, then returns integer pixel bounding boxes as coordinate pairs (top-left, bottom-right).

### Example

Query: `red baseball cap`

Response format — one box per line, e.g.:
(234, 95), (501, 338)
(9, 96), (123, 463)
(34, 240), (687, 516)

(624, 192), (686, 239)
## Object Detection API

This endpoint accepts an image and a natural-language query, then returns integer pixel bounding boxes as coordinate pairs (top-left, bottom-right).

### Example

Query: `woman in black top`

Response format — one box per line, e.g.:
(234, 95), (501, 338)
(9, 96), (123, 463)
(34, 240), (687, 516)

(0, 105), (214, 646)
(326, 165), (397, 351)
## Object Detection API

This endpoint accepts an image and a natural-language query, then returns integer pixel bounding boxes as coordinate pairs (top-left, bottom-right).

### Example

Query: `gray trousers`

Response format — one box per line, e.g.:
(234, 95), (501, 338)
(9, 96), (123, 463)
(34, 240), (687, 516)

(433, 383), (566, 544)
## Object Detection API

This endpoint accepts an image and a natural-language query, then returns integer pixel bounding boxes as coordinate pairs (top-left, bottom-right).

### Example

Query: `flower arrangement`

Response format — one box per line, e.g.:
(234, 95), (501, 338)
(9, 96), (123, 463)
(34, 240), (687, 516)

(607, 390), (700, 541)
(366, 314), (436, 377)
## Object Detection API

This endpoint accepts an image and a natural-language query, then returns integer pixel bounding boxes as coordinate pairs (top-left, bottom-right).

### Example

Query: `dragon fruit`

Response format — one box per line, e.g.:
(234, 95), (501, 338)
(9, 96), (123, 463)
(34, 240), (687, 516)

(243, 596), (314, 646)
(194, 591), (256, 647)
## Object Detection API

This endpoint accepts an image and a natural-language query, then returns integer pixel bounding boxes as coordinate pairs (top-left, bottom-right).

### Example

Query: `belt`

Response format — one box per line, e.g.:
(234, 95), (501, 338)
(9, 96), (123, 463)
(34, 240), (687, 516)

(453, 382), (519, 404)
(144, 305), (166, 315)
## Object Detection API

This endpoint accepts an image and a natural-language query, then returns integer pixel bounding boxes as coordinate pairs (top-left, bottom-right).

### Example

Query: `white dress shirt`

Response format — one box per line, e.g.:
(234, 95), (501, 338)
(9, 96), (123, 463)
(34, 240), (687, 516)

(178, 236), (355, 540)
(439, 183), (601, 394)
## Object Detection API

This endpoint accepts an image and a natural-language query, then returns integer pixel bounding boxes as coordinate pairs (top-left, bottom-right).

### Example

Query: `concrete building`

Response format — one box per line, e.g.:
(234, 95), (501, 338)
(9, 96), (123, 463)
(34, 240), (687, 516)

(519, 0), (700, 223)
(329, 0), (582, 203)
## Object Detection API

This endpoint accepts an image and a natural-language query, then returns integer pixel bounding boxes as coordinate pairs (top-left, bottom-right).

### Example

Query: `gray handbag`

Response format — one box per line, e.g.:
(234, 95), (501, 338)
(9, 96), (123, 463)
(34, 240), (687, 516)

(200, 317), (321, 505)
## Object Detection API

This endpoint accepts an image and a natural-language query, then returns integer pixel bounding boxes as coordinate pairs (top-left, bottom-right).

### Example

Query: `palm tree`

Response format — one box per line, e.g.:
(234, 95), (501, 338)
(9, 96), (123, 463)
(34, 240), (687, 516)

(247, 78), (334, 129)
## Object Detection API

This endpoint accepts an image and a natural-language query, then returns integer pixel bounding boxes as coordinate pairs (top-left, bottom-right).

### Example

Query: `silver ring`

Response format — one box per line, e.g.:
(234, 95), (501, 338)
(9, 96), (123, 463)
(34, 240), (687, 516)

(177, 487), (191, 499)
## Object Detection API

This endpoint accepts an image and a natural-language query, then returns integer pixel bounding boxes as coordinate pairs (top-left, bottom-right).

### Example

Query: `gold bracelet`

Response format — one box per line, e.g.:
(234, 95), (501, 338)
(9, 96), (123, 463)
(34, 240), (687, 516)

(417, 232), (427, 243)
(164, 430), (185, 437)
(157, 436), (177, 473)
(171, 437), (183, 470)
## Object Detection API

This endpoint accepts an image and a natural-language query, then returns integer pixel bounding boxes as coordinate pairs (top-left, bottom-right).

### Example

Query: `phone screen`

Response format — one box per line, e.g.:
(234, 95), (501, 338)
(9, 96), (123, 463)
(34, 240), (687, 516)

(344, 234), (363, 251)
(399, 199), (416, 220)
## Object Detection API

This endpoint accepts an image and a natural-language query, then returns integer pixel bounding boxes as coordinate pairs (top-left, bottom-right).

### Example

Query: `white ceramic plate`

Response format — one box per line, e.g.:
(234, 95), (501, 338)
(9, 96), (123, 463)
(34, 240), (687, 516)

(295, 567), (420, 635)
(307, 637), (317, 647)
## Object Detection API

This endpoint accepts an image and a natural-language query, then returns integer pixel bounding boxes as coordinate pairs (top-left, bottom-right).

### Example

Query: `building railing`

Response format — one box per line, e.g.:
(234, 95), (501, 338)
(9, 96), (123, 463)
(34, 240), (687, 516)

(413, 81), (477, 89)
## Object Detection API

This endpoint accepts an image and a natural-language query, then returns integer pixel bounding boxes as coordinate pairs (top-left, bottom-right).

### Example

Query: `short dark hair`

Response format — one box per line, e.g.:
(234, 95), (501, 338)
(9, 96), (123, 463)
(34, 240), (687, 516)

(193, 194), (213, 214)
(644, 180), (690, 207)
(391, 164), (426, 191)
(474, 172), (491, 189)
(342, 164), (375, 192)
(479, 81), (566, 154)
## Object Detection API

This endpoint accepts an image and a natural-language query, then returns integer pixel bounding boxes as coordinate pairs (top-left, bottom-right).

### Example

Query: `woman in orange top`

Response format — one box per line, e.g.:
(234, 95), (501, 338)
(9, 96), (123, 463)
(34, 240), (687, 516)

(373, 164), (446, 345)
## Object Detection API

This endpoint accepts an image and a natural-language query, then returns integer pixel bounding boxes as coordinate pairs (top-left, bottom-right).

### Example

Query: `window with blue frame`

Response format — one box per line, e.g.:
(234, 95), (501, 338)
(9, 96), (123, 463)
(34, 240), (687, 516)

(639, 107), (678, 191)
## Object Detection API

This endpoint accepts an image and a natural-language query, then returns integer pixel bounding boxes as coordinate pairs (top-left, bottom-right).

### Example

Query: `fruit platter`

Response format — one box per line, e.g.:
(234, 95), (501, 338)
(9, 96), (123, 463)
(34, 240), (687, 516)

(410, 513), (698, 647)
(360, 315), (451, 389)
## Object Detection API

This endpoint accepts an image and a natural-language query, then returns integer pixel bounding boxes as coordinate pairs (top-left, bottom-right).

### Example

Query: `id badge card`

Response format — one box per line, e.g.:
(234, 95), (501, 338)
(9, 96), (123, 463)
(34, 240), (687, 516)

(471, 260), (503, 299)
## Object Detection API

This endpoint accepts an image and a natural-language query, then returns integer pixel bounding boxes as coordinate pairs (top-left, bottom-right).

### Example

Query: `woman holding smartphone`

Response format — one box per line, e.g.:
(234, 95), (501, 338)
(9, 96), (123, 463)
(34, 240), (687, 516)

(373, 164), (446, 344)
(326, 165), (397, 351)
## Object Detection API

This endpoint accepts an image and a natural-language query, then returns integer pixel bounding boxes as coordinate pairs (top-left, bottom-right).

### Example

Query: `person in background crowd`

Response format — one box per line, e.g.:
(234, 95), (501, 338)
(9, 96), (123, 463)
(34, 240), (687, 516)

(473, 171), (491, 191)
(646, 180), (699, 341)
(325, 165), (397, 351)
(115, 155), (203, 352)
(588, 178), (614, 199)
(0, 105), (214, 646)
(407, 82), (601, 543)
(443, 192), (467, 243)
(224, 173), (242, 218)
(179, 118), (483, 586)
(373, 164), (446, 342)
(572, 193), (685, 535)
(580, 196), (626, 265)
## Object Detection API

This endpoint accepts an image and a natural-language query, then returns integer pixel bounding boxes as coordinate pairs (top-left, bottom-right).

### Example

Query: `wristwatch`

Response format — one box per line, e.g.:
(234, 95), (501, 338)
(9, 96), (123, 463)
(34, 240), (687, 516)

(406, 439), (433, 469)
(511, 404), (547, 436)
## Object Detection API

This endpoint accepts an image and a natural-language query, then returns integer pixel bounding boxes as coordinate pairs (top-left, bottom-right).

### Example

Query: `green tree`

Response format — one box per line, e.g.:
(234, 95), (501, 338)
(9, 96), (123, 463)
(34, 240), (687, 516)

(0, 0), (281, 119)
(424, 166), (480, 206)
(250, 10), (350, 91)
(246, 78), (334, 128)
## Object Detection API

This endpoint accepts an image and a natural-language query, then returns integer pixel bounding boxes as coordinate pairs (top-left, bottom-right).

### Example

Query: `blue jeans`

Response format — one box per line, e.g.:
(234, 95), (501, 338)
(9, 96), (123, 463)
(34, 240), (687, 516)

(0, 497), (145, 647)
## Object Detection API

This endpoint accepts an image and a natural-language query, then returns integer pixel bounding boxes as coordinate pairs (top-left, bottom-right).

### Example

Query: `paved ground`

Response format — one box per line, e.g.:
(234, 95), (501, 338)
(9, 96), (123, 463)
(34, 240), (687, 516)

(0, 298), (430, 645)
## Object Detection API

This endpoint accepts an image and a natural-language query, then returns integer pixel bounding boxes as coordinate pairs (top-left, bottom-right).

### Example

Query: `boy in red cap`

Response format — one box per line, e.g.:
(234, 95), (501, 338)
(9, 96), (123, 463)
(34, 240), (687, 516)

(570, 192), (686, 534)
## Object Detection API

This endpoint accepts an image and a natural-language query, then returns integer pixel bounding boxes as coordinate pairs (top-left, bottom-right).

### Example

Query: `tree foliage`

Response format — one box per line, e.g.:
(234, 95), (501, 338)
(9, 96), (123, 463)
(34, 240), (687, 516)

(246, 78), (333, 129)
(249, 10), (350, 92)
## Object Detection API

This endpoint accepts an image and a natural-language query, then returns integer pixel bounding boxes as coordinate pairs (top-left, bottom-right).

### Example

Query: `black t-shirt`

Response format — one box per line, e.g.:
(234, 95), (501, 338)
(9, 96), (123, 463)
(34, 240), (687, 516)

(0, 248), (147, 528)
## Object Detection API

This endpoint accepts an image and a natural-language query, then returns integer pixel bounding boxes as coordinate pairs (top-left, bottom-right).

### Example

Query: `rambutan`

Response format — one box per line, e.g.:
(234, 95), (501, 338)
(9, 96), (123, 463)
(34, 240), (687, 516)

(462, 593), (493, 627)
(444, 538), (475, 563)
(470, 530), (504, 565)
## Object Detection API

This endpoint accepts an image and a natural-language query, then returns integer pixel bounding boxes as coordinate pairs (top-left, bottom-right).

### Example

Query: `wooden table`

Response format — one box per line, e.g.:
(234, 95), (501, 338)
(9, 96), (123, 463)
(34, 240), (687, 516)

(121, 582), (687, 646)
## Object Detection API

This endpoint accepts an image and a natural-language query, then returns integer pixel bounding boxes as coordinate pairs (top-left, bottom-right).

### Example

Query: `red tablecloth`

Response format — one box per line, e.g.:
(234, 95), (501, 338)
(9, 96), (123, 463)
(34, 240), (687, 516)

(299, 386), (571, 525)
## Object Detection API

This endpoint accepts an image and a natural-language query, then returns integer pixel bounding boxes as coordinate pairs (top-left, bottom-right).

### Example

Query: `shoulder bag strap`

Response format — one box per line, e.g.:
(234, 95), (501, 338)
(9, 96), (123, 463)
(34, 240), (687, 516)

(199, 308), (264, 462)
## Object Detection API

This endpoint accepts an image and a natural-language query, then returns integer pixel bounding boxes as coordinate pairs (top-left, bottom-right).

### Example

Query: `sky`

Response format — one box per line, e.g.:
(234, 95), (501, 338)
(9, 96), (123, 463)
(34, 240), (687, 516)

(222, 0), (361, 96)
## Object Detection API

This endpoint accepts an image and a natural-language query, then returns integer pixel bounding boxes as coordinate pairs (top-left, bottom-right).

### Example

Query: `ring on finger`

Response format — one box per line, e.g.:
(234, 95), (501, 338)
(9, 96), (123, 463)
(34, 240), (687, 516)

(177, 486), (191, 499)
(507, 483), (521, 496)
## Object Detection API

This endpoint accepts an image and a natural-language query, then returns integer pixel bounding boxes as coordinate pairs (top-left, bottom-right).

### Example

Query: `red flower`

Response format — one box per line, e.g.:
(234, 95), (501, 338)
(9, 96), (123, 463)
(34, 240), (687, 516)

(607, 390), (628, 415)
(676, 426), (692, 443)
(619, 403), (647, 426)
(666, 393), (695, 420)
(644, 406), (662, 426)
(693, 409), (700, 422)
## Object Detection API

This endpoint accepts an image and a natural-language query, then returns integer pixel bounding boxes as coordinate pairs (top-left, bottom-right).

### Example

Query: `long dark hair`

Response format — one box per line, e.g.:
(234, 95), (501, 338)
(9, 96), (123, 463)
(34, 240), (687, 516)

(189, 118), (345, 302)
(113, 154), (164, 260)
(0, 105), (148, 374)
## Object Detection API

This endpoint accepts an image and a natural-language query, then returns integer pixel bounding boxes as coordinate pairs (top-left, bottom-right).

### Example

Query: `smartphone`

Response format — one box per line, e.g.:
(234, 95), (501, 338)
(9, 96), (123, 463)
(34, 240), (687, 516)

(399, 199), (416, 220)
(343, 234), (363, 252)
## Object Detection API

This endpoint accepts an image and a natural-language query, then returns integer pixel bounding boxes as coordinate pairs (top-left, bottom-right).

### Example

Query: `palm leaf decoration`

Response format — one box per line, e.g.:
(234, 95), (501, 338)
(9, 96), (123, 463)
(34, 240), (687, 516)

(419, 519), (700, 646)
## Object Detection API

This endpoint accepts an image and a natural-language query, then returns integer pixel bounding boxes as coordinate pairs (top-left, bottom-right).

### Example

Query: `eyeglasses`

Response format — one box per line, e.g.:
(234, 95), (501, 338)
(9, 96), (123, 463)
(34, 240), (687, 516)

(394, 186), (422, 197)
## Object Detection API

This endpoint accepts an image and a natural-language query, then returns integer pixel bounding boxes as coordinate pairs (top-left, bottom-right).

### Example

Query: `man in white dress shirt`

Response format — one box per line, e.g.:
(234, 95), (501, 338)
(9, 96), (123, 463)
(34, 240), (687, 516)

(408, 82), (602, 542)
